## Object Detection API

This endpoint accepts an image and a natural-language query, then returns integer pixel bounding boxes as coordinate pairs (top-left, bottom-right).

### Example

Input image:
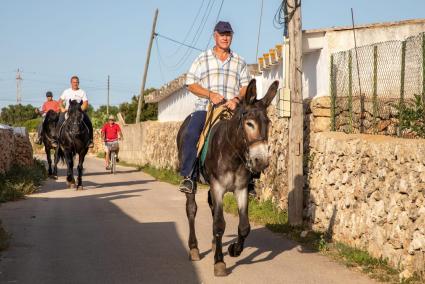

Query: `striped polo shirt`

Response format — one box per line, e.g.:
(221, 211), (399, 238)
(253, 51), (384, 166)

(186, 48), (250, 111)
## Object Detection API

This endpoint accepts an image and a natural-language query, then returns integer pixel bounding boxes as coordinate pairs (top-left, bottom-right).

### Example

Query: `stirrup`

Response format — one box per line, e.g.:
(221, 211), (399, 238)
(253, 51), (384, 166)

(179, 178), (197, 194)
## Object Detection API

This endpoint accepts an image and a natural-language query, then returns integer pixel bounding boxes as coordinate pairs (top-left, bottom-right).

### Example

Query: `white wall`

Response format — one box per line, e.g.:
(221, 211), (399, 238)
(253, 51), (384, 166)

(158, 88), (197, 122)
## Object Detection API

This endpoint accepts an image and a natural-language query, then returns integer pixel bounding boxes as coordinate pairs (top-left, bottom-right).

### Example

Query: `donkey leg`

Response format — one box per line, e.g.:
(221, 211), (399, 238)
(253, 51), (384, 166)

(77, 150), (87, 190)
(52, 148), (59, 179)
(64, 151), (75, 188)
(228, 188), (250, 257)
(211, 183), (227, 277)
(45, 146), (52, 176)
(185, 193), (200, 261)
(208, 189), (216, 253)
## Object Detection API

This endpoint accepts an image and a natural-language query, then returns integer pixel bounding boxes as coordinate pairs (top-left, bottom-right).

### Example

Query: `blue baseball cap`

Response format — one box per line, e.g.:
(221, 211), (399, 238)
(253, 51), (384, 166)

(214, 21), (233, 33)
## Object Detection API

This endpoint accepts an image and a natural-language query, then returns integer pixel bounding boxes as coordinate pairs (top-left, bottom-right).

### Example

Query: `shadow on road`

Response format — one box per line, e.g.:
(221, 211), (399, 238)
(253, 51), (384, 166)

(84, 169), (142, 176)
(42, 166), (155, 192)
(0, 190), (200, 284)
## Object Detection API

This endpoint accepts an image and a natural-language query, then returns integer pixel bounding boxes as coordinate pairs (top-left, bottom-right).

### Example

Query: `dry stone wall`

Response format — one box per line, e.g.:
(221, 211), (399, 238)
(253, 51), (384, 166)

(257, 107), (289, 209)
(0, 126), (33, 174)
(119, 121), (181, 170)
(305, 132), (425, 278)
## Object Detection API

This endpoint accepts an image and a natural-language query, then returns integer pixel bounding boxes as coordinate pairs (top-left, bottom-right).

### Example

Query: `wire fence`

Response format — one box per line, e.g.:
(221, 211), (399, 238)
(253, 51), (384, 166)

(330, 32), (425, 138)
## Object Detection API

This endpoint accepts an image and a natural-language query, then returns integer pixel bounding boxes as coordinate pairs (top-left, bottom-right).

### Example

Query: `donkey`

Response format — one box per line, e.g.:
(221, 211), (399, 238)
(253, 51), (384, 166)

(41, 110), (59, 178)
(177, 79), (279, 276)
(54, 100), (90, 190)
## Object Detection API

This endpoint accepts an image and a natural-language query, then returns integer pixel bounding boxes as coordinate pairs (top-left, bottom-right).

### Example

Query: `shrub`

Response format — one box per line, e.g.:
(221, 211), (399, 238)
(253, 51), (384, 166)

(0, 159), (47, 203)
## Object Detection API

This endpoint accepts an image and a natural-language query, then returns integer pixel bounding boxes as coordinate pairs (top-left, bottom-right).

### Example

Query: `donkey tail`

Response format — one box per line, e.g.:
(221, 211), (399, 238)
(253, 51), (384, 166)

(56, 147), (65, 164)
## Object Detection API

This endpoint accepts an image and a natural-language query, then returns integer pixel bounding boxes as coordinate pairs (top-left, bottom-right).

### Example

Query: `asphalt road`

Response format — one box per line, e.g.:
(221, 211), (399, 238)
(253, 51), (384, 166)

(0, 157), (376, 284)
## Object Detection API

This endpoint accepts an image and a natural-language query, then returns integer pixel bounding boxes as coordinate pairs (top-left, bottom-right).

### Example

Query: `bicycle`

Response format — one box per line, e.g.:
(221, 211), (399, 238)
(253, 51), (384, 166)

(105, 140), (119, 174)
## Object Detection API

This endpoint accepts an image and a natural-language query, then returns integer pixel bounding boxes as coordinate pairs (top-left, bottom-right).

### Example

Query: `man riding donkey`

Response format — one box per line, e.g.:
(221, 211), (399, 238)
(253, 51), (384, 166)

(53, 75), (94, 148)
(35, 91), (60, 145)
(179, 21), (260, 195)
(101, 114), (123, 170)
(178, 21), (279, 276)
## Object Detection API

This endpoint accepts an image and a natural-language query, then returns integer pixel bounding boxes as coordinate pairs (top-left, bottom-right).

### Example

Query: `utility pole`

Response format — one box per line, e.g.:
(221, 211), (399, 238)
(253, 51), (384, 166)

(287, 0), (304, 225)
(136, 8), (159, 123)
(107, 75), (110, 115)
(16, 68), (22, 104)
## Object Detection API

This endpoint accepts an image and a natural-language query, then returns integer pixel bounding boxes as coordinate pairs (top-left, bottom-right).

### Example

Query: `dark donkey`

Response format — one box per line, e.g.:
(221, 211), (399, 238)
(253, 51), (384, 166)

(42, 110), (59, 178)
(54, 100), (90, 190)
(177, 79), (279, 276)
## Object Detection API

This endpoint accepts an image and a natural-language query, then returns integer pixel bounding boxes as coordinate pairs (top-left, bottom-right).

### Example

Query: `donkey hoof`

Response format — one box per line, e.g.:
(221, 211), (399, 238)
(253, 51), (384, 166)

(77, 186), (84, 191)
(189, 248), (200, 261)
(214, 261), (227, 277)
(228, 243), (241, 257)
(68, 183), (75, 189)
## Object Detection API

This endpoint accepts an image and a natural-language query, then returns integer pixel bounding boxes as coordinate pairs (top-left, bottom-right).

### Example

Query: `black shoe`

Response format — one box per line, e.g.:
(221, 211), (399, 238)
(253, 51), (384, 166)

(179, 177), (196, 194)
(116, 157), (120, 163)
(248, 181), (257, 197)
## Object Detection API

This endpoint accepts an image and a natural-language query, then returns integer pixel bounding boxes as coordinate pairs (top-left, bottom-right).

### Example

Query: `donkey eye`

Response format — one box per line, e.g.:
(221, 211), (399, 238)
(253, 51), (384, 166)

(246, 121), (255, 128)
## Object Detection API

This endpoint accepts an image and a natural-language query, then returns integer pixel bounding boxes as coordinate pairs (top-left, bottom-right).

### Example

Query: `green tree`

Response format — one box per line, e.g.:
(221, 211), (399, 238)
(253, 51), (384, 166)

(0, 104), (38, 126)
(118, 88), (157, 123)
(89, 105), (119, 129)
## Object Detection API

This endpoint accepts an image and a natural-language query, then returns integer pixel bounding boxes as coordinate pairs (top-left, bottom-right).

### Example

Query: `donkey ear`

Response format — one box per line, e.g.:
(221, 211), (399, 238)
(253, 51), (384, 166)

(260, 80), (279, 107)
(244, 79), (257, 105)
(79, 100), (83, 105)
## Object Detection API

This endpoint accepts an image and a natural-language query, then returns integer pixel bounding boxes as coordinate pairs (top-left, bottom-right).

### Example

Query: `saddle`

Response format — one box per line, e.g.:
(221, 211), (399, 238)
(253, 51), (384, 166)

(195, 104), (232, 183)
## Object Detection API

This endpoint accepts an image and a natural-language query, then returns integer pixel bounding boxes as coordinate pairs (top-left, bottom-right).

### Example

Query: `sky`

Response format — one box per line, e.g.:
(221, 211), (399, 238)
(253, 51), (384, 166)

(1, 0), (424, 109)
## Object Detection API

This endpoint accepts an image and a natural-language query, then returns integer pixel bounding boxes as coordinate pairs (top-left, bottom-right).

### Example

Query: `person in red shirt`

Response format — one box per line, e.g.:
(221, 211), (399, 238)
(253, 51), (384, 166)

(35, 91), (60, 145)
(101, 114), (123, 169)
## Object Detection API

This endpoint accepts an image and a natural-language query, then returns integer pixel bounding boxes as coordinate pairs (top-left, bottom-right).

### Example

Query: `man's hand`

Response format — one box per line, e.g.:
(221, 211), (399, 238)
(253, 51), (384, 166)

(224, 98), (239, 111)
(209, 92), (225, 105)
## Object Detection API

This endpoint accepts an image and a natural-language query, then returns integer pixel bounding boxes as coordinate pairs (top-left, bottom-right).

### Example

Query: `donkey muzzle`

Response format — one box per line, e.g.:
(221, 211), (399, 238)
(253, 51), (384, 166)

(248, 142), (270, 172)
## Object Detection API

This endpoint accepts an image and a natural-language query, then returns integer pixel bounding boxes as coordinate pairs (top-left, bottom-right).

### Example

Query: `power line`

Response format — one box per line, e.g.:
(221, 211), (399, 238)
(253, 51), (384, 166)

(168, 0), (206, 57)
(155, 37), (167, 85)
(255, 0), (264, 60)
(171, 0), (216, 70)
(155, 33), (203, 52)
(205, 0), (225, 50)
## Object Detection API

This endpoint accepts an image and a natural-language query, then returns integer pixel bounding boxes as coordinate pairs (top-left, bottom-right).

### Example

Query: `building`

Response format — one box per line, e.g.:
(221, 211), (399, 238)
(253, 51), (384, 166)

(146, 18), (425, 122)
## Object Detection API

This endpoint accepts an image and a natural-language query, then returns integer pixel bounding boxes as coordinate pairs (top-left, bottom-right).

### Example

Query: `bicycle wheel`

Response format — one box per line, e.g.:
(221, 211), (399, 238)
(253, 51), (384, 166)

(111, 152), (116, 174)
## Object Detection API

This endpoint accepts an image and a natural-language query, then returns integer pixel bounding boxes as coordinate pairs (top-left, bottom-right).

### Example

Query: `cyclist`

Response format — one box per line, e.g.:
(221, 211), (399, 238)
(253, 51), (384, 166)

(101, 114), (123, 170)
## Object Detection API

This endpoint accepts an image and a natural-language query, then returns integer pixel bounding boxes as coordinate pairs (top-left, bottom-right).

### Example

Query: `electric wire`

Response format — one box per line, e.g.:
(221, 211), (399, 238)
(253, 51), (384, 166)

(167, 0), (206, 57)
(255, 0), (264, 60)
(170, 0), (216, 70)
(204, 0), (225, 50)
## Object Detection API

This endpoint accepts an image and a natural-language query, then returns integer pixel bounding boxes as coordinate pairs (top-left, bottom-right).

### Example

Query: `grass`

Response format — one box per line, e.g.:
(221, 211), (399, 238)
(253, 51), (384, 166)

(0, 159), (47, 203)
(97, 152), (106, 159)
(139, 165), (181, 185)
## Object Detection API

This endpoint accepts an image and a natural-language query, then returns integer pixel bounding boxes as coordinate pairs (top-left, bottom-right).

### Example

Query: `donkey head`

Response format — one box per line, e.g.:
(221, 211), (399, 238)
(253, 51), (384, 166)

(237, 79), (279, 173)
(67, 100), (84, 134)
